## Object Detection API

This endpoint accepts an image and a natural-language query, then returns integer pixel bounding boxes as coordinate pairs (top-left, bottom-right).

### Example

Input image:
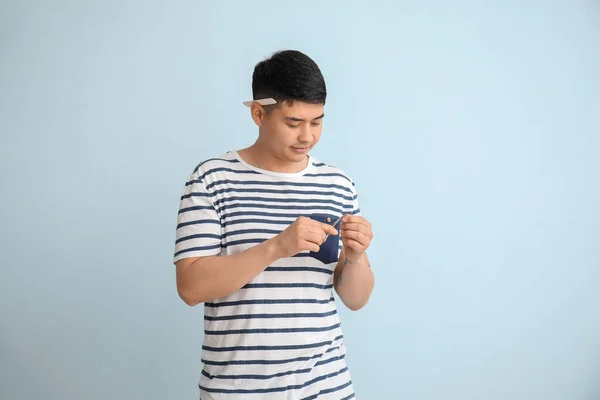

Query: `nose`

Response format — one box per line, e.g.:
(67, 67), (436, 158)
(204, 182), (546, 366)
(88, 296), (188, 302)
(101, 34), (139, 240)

(297, 125), (312, 143)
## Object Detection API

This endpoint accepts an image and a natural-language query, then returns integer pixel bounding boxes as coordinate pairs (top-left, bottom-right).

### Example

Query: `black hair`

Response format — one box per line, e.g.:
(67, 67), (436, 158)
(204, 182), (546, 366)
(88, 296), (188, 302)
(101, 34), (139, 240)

(251, 50), (327, 107)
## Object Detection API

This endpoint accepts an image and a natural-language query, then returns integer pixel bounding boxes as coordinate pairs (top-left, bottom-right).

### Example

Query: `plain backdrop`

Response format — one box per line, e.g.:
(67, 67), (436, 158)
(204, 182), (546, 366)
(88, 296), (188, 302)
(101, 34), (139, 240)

(1, 1), (599, 399)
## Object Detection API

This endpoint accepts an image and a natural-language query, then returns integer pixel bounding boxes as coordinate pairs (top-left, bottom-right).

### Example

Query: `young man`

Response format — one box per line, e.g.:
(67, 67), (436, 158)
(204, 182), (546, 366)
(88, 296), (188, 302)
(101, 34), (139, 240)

(173, 50), (374, 399)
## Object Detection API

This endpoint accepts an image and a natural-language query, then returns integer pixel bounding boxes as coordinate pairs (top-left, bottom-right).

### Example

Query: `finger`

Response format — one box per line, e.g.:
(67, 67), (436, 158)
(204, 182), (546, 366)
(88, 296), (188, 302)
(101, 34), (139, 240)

(306, 227), (327, 243)
(316, 222), (338, 236)
(343, 238), (364, 253)
(341, 229), (370, 245)
(342, 236), (369, 253)
(342, 214), (360, 223)
(304, 230), (327, 245)
(343, 215), (370, 227)
(303, 240), (320, 252)
(340, 222), (371, 235)
(304, 217), (338, 236)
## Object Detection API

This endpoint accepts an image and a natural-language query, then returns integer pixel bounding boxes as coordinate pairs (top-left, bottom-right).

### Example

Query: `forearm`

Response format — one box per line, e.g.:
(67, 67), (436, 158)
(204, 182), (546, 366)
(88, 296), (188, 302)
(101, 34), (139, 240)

(334, 253), (374, 311)
(176, 238), (282, 305)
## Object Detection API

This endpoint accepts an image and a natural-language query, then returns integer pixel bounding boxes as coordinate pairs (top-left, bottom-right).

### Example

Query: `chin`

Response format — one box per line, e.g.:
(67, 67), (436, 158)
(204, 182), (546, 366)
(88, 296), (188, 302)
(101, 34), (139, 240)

(287, 149), (310, 162)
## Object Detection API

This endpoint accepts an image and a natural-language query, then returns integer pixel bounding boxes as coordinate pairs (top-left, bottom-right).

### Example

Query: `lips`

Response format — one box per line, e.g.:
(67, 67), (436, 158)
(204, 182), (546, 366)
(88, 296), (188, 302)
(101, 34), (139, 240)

(291, 147), (310, 153)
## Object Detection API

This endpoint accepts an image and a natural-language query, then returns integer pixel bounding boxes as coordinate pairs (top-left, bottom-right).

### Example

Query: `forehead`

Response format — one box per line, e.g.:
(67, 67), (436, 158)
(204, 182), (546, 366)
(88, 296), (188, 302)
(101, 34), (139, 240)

(273, 101), (324, 119)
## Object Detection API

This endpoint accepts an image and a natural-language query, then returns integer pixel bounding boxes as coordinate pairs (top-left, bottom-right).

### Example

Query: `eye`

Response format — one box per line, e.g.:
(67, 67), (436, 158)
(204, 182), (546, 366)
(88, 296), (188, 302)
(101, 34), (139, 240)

(287, 124), (300, 129)
(311, 122), (321, 126)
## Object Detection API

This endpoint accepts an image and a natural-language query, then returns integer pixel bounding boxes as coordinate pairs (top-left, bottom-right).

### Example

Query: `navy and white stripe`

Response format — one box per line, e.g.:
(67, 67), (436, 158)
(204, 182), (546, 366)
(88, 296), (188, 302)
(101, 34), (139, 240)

(174, 151), (361, 399)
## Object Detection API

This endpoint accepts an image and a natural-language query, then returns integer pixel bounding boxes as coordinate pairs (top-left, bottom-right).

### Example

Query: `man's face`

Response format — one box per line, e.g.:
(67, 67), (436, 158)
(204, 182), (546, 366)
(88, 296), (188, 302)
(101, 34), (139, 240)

(255, 101), (325, 164)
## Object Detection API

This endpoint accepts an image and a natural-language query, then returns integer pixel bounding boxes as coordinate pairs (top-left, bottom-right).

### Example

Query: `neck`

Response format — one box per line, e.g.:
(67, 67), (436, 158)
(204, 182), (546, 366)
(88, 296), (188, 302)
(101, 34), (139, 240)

(238, 142), (309, 174)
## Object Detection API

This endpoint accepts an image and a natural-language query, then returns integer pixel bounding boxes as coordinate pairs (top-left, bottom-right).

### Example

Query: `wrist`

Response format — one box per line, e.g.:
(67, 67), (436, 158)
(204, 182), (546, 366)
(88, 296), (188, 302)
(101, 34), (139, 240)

(264, 236), (286, 261)
(345, 252), (367, 266)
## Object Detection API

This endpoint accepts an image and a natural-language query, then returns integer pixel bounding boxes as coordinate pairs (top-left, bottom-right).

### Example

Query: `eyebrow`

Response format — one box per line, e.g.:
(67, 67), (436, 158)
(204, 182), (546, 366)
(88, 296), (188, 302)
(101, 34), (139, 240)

(285, 114), (325, 122)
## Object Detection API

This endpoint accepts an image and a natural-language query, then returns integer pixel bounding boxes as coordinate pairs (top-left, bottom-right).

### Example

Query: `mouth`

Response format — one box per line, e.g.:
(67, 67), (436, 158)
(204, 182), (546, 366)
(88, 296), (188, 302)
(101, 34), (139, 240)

(290, 146), (310, 153)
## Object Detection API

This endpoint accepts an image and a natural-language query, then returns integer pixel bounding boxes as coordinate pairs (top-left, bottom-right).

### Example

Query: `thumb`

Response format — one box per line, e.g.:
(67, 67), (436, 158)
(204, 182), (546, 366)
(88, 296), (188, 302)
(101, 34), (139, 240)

(320, 222), (338, 236)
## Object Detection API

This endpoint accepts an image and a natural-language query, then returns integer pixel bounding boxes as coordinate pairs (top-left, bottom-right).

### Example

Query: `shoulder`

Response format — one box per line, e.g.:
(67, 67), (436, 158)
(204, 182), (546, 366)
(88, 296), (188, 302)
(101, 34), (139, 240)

(186, 151), (243, 182)
(191, 151), (239, 175)
(309, 155), (357, 191)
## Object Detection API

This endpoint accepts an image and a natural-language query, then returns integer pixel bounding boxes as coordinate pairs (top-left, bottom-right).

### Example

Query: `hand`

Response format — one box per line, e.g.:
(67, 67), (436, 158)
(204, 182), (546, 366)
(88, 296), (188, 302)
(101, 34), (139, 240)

(340, 215), (373, 263)
(274, 216), (339, 258)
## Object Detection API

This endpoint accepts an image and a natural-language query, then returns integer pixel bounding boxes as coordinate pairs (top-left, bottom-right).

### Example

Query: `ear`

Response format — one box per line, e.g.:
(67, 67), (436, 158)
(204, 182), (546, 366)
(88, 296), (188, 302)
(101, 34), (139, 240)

(250, 103), (266, 127)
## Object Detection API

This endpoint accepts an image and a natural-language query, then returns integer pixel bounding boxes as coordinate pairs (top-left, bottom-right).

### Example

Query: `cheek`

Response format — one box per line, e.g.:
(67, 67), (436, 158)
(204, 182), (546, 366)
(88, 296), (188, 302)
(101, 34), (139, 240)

(266, 126), (296, 148)
(312, 127), (323, 142)
(263, 123), (291, 144)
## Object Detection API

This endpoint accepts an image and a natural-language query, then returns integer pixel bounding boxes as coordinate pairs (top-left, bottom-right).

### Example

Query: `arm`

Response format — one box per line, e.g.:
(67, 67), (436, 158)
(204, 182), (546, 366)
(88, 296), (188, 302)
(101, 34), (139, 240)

(175, 216), (338, 306)
(333, 212), (375, 311)
(333, 249), (374, 311)
(176, 237), (283, 306)
(174, 172), (283, 306)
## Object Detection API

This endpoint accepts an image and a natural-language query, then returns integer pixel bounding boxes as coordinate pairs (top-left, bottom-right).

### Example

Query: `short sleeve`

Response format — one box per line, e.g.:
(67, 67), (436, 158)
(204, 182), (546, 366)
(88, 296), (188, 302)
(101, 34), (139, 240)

(173, 172), (223, 263)
(350, 180), (361, 216)
(339, 178), (362, 257)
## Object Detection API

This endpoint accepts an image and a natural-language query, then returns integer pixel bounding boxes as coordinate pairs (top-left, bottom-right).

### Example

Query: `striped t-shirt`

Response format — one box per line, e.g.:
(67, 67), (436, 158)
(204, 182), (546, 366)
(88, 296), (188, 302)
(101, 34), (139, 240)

(174, 150), (361, 400)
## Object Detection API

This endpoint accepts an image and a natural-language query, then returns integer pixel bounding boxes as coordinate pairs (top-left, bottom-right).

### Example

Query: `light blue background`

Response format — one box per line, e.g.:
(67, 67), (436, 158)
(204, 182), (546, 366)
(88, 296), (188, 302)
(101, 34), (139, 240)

(1, 1), (599, 399)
